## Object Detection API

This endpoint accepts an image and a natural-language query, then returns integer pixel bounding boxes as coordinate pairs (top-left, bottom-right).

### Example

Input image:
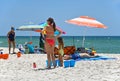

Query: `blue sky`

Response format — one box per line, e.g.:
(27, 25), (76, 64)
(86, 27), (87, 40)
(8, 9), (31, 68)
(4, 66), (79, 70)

(0, 0), (120, 36)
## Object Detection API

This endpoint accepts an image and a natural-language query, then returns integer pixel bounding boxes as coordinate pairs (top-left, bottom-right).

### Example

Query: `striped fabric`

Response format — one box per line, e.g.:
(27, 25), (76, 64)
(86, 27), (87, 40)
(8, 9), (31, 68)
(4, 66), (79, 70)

(66, 16), (107, 28)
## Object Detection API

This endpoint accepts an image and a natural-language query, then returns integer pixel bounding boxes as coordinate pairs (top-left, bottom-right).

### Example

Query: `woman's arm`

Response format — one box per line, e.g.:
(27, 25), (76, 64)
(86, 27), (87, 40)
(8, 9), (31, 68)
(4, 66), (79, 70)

(7, 32), (10, 38)
(55, 28), (62, 38)
(14, 32), (16, 39)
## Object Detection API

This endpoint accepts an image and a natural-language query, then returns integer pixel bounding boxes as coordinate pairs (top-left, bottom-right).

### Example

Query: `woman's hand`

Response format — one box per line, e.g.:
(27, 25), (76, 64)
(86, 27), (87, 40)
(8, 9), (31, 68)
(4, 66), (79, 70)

(55, 35), (60, 39)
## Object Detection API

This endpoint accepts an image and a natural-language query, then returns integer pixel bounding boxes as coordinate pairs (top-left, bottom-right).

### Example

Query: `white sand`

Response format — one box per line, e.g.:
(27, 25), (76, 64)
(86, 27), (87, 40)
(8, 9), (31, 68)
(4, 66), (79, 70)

(0, 47), (120, 81)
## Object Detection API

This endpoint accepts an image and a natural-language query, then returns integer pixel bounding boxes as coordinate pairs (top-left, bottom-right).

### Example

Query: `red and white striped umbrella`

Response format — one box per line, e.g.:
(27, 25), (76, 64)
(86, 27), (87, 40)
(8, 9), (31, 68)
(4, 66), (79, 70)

(65, 16), (107, 47)
(66, 16), (107, 28)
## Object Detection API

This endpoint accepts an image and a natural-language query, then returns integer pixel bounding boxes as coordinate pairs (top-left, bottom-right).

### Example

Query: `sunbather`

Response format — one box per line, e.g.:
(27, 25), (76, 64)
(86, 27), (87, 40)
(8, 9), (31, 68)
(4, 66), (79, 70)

(64, 53), (98, 60)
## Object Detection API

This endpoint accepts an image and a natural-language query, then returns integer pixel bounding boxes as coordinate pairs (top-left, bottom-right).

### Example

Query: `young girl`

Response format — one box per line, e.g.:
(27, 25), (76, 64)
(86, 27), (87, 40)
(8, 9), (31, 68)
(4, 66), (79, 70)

(57, 37), (64, 67)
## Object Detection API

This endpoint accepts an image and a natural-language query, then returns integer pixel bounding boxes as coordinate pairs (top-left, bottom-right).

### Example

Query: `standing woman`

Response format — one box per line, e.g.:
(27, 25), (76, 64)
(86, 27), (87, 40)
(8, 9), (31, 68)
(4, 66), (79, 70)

(7, 27), (16, 54)
(42, 18), (62, 69)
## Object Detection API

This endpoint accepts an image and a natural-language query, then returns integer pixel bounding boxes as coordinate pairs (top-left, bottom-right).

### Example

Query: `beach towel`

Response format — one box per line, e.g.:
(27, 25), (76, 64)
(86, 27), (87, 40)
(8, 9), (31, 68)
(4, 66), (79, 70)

(75, 56), (116, 61)
(64, 46), (76, 55)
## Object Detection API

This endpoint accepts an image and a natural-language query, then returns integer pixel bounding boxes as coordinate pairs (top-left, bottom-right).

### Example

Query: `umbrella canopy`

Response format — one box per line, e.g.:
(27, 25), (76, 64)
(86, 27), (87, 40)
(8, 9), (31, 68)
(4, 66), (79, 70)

(17, 22), (66, 34)
(66, 16), (107, 28)
(65, 16), (107, 47)
(16, 25), (44, 31)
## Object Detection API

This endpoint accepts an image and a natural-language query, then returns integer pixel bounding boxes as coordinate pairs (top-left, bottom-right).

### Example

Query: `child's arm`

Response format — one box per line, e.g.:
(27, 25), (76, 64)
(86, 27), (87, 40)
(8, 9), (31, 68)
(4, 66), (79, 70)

(58, 44), (60, 50)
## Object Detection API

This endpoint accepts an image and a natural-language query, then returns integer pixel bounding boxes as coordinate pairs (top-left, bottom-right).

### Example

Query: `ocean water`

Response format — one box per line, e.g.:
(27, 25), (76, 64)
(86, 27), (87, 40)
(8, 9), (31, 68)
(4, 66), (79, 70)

(0, 36), (120, 54)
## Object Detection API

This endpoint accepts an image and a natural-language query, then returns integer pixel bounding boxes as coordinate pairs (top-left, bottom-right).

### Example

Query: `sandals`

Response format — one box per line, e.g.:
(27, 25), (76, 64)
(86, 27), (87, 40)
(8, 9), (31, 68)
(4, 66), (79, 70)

(46, 66), (51, 69)
(12, 52), (16, 54)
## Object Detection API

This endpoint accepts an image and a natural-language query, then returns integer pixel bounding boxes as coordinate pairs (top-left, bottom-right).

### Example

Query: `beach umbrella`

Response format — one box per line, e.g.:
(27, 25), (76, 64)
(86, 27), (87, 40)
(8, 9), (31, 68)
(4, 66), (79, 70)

(16, 25), (44, 31)
(65, 16), (107, 47)
(17, 23), (66, 34)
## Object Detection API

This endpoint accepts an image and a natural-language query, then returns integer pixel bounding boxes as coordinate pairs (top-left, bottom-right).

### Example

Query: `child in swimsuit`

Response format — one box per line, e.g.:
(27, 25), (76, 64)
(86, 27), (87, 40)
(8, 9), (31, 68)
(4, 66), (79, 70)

(57, 37), (64, 67)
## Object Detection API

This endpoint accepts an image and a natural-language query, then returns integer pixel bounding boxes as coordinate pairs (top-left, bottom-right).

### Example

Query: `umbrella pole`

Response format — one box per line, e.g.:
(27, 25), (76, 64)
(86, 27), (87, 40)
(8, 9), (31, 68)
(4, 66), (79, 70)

(82, 36), (85, 47)
(82, 28), (87, 47)
(30, 32), (32, 41)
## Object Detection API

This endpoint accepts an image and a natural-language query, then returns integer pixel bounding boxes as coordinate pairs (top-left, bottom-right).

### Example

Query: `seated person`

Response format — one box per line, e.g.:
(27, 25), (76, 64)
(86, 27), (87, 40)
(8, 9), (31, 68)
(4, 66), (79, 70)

(24, 42), (34, 54)
(17, 44), (25, 53)
(27, 44), (34, 53)
(64, 53), (99, 60)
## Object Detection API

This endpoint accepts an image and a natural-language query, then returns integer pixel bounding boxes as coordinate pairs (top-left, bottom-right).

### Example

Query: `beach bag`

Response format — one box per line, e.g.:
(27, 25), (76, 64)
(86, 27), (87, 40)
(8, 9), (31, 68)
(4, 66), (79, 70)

(64, 46), (76, 55)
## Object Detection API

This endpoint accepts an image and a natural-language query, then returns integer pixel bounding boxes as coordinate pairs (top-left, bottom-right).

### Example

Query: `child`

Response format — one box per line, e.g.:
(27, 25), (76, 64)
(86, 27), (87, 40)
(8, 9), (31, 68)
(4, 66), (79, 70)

(57, 37), (64, 67)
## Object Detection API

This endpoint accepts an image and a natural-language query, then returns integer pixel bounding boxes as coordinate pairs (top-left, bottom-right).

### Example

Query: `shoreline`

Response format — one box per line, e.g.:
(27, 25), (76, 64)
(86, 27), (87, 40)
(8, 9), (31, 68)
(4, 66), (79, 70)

(0, 47), (120, 54)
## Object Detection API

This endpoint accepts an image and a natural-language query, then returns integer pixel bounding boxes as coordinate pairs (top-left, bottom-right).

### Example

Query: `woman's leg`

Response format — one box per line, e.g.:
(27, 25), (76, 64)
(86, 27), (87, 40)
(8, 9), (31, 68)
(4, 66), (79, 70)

(47, 53), (51, 68)
(45, 43), (51, 68)
(12, 41), (15, 53)
(8, 40), (11, 54)
(50, 45), (56, 68)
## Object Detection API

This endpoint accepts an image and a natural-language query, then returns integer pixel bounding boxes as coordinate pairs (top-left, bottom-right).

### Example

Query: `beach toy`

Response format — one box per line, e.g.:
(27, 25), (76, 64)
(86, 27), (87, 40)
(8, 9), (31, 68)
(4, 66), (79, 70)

(17, 52), (21, 58)
(33, 62), (37, 69)
(46, 60), (60, 67)
(46, 60), (53, 67)
(56, 60), (60, 66)
(2, 54), (9, 60)
(0, 54), (2, 59)
(64, 60), (70, 68)
(70, 60), (76, 67)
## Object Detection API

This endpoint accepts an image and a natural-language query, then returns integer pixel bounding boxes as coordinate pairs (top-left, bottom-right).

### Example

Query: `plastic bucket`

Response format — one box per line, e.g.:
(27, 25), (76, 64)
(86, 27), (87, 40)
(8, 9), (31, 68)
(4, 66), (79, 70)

(2, 54), (9, 60)
(46, 60), (61, 67)
(70, 60), (75, 67)
(0, 54), (2, 59)
(17, 52), (21, 58)
(64, 60), (70, 68)
(46, 60), (53, 67)
(56, 60), (61, 66)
